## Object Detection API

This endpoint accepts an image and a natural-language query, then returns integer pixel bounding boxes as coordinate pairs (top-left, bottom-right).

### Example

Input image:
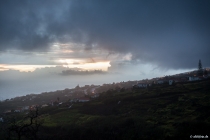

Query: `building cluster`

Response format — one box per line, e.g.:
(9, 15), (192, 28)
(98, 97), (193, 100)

(0, 85), (101, 117)
(133, 69), (210, 88)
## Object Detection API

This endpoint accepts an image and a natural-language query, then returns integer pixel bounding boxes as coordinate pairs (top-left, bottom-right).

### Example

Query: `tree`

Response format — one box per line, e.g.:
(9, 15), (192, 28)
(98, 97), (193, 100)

(5, 107), (43, 140)
(197, 59), (203, 76)
(198, 59), (202, 70)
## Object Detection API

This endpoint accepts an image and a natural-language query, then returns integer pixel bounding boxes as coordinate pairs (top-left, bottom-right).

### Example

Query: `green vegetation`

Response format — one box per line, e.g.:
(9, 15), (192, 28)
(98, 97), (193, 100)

(1, 79), (210, 139)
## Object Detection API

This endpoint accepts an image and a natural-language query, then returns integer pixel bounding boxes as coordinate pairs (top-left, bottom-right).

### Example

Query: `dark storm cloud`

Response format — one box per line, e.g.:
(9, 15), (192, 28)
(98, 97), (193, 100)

(0, 0), (67, 51)
(0, 0), (210, 69)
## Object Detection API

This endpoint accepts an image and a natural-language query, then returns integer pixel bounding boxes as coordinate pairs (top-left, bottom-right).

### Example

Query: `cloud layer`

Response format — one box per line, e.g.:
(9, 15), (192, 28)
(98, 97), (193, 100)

(0, 0), (210, 69)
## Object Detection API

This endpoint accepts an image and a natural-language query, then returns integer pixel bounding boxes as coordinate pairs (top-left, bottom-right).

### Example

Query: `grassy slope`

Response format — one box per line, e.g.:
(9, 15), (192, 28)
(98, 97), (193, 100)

(2, 79), (210, 139)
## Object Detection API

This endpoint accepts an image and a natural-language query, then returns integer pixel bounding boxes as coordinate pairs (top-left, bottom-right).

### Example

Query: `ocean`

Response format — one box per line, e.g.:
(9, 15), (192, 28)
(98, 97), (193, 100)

(0, 74), (131, 100)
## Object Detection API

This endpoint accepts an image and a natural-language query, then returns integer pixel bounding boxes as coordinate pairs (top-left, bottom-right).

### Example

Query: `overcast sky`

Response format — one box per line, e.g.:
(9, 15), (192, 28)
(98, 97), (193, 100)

(0, 0), (210, 99)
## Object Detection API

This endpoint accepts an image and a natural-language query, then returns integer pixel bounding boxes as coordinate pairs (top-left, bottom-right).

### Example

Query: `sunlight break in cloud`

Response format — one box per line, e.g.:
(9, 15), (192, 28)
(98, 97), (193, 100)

(58, 59), (111, 71)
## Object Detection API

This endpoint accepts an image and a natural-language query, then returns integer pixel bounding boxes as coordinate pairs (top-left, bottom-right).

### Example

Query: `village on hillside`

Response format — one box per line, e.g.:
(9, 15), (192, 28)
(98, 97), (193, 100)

(0, 67), (210, 122)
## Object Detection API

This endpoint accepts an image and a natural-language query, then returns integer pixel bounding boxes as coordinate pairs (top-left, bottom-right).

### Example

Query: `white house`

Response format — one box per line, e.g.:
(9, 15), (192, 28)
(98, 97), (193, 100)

(69, 98), (78, 103)
(91, 94), (99, 98)
(0, 117), (3, 122)
(14, 109), (21, 113)
(84, 89), (88, 95)
(169, 80), (173, 85)
(157, 80), (164, 84)
(136, 83), (147, 88)
(189, 76), (200, 81)
(41, 104), (49, 108)
(78, 97), (90, 102)
(22, 106), (29, 111)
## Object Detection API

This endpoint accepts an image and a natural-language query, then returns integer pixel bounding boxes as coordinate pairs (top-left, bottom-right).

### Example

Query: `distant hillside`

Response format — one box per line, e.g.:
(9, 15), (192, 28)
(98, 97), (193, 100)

(1, 79), (210, 139)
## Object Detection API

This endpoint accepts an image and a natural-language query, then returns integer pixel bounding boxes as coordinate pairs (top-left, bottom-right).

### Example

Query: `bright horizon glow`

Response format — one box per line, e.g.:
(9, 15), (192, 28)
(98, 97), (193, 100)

(0, 64), (57, 72)
(77, 61), (111, 71)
